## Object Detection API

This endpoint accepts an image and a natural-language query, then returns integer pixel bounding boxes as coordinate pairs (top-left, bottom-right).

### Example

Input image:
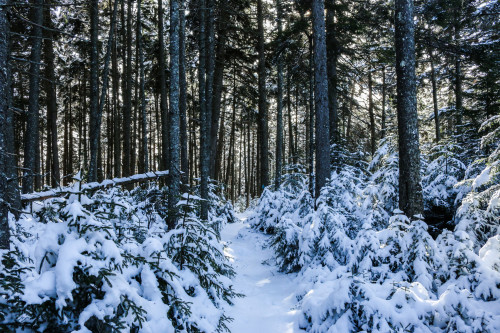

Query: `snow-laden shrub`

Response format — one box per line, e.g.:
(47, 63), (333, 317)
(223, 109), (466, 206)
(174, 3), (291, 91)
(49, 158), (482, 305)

(0, 182), (238, 332)
(423, 142), (467, 215)
(455, 115), (500, 250)
(250, 136), (500, 332)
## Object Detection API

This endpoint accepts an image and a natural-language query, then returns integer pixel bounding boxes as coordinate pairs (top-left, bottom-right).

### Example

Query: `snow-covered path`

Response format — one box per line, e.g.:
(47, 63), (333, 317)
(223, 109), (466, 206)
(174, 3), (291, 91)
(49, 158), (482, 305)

(221, 212), (301, 333)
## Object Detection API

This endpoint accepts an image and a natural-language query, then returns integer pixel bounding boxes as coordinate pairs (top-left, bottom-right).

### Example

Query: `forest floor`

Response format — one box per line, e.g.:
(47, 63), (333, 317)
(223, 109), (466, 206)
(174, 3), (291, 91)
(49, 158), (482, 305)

(221, 212), (302, 333)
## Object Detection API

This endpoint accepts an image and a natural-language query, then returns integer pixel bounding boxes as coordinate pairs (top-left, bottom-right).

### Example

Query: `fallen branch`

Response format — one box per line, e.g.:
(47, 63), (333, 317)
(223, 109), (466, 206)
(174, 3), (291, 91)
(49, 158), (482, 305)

(21, 170), (169, 204)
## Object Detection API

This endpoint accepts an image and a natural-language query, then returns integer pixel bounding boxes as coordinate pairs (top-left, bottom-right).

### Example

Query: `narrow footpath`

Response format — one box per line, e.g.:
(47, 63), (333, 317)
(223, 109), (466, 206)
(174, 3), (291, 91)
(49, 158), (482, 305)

(221, 212), (301, 333)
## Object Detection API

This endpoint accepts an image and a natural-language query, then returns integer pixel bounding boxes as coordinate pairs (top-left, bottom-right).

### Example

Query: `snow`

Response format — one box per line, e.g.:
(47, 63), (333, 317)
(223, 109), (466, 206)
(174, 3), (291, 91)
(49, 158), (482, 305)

(222, 212), (301, 333)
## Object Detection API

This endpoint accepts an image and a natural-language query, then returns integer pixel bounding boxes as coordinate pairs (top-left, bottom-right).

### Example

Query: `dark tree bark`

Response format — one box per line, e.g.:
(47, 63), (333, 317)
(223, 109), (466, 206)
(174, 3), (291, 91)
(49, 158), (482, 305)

(368, 68), (376, 155)
(381, 66), (387, 138)
(179, 4), (188, 183)
(22, 0), (43, 193)
(429, 50), (440, 142)
(199, 0), (209, 220)
(168, 0), (180, 229)
(0, 0), (14, 248)
(286, 69), (295, 164)
(312, 0), (331, 199)
(88, 0), (99, 182)
(137, 0), (148, 172)
(89, 0), (118, 182)
(43, 0), (60, 187)
(122, 0), (133, 176)
(395, 0), (423, 219)
(326, 0), (339, 145)
(205, 0), (215, 177)
(158, 0), (169, 171)
(209, 1), (228, 179)
(112, 6), (121, 177)
(257, 0), (269, 194)
(275, 0), (283, 189)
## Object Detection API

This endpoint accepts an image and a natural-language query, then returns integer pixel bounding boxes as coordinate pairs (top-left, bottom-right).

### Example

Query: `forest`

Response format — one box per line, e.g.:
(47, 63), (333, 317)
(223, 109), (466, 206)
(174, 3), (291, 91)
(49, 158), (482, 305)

(0, 0), (498, 332)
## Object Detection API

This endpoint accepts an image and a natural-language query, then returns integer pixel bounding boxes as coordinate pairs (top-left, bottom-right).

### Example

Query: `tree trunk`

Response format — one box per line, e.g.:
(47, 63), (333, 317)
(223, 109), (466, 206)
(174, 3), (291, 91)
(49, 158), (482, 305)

(122, 0), (132, 176)
(199, 0), (209, 220)
(395, 0), (423, 219)
(209, 1), (228, 180)
(257, 0), (269, 194)
(381, 66), (386, 138)
(179, 4), (188, 183)
(137, 0), (148, 173)
(429, 50), (440, 142)
(43, 0), (60, 187)
(168, 0), (180, 229)
(158, 0), (169, 171)
(0, 0), (14, 248)
(275, 0), (283, 189)
(22, 0), (43, 193)
(312, 0), (331, 199)
(326, 0), (339, 145)
(88, 0), (100, 182)
(368, 68), (376, 155)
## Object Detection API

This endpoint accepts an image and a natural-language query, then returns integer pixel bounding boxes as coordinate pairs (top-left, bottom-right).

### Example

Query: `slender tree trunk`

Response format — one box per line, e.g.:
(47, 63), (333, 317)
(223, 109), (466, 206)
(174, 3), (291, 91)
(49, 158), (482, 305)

(326, 0), (339, 145)
(179, 4), (188, 183)
(381, 66), (386, 138)
(257, 0), (269, 194)
(209, 1), (228, 179)
(168, 0), (180, 229)
(0, 0), (15, 248)
(368, 68), (376, 155)
(395, 0), (423, 219)
(158, 0), (169, 171)
(137, 0), (148, 172)
(22, 0), (43, 193)
(287, 69), (295, 164)
(122, 0), (133, 176)
(43, 0), (60, 187)
(308, 37), (314, 196)
(88, 0), (100, 182)
(199, 0), (209, 220)
(312, 0), (331, 199)
(112, 7), (121, 177)
(275, 0), (283, 189)
(429, 50), (440, 142)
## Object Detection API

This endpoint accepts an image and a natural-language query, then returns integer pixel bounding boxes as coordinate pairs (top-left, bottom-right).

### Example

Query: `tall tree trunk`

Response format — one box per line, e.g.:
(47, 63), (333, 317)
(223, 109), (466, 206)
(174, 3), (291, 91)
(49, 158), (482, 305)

(179, 4), (188, 183)
(22, 0), (43, 193)
(312, 0), (331, 199)
(287, 69), (295, 164)
(90, 0), (118, 182)
(168, 0), (180, 229)
(112, 2), (121, 177)
(122, 0), (132, 176)
(257, 0), (269, 194)
(275, 0), (283, 189)
(158, 0), (169, 171)
(88, 0), (100, 182)
(205, 0), (215, 178)
(137, 0), (148, 172)
(308, 40), (315, 196)
(368, 68), (376, 155)
(429, 50), (440, 142)
(326, 0), (339, 145)
(395, 0), (423, 219)
(199, 0), (209, 220)
(0, 0), (17, 248)
(209, 1), (228, 179)
(381, 66), (386, 138)
(43, 0), (60, 187)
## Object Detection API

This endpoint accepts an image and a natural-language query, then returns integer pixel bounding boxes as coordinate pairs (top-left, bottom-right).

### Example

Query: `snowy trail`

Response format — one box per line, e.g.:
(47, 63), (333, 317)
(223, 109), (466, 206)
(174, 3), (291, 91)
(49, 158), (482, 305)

(221, 212), (302, 333)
